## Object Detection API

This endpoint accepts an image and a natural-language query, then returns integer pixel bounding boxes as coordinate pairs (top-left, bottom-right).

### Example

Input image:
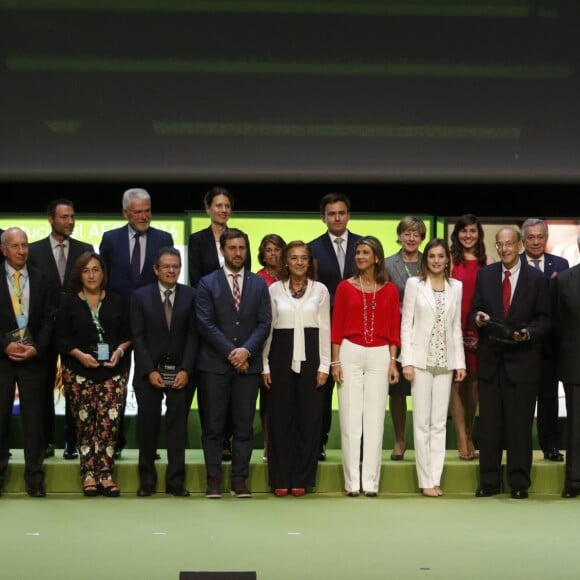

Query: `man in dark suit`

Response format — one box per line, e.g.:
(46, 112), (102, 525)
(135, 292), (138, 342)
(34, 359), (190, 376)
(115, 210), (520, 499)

(554, 235), (580, 498)
(196, 228), (271, 498)
(521, 218), (569, 462)
(131, 247), (198, 497)
(0, 227), (55, 497)
(308, 192), (361, 460)
(471, 226), (551, 499)
(28, 198), (93, 460)
(100, 187), (174, 456)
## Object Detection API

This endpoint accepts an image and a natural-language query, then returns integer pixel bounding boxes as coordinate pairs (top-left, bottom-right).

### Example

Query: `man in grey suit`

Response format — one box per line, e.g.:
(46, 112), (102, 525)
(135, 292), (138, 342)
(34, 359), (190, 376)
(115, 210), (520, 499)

(196, 228), (271, 498)
(471, 227), (551, 499)
(308, 193), (361, 460)
(131, 247), (198, 497)
(28, 198), (93, 460)
(555, 234), (580, 498)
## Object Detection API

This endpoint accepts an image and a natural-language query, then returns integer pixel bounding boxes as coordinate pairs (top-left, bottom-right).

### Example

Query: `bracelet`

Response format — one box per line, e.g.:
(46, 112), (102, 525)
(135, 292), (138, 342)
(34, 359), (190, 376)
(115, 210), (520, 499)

(116, 347), (124, 358)
(330, 361), (341, 367)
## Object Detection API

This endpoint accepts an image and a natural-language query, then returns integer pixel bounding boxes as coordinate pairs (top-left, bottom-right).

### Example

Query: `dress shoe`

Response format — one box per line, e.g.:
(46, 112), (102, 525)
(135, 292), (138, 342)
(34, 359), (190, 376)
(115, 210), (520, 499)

(230, 478), (252, 498)
(346, 491), (360, 497)
(364, 491), (378, 497)
(475, 485), (501, 497)
(543, 448), (564, 462)
(562, 487), (579, 498)
(137, 487), (155, 497)
(205, 478), (222, 499)
(290, 488), (305, 497)
(44, 444), (55, 458)
(274, 488), (289, 497)
(318, 445), (327, 461)
(27, 484), (47, 498)
(510, 489), (528, 499)
(63, 444), (78, 460)
(166, 487), (190, 497)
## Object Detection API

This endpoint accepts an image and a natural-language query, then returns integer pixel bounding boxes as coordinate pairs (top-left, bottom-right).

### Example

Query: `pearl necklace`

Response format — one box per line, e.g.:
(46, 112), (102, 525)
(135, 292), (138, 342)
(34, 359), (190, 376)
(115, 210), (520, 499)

(360, 276), (377, 345)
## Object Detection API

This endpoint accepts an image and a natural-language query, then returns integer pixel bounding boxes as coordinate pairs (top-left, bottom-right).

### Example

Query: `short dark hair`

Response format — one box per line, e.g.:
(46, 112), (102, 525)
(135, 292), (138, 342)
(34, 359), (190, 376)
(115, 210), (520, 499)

(47, 198), (74, 217)
(219, 228), (247, 249)
(257, 234), (286, 267)
(156, 246), (181, 266)
(69, 252), (108, 293)
(320, 192), (350, 215)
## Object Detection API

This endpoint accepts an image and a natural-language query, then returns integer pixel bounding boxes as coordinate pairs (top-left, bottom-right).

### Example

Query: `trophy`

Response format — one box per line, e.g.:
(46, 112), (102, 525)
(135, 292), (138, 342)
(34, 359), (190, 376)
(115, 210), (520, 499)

(5, 326), (34, 346)
(157, 354), (178, 388)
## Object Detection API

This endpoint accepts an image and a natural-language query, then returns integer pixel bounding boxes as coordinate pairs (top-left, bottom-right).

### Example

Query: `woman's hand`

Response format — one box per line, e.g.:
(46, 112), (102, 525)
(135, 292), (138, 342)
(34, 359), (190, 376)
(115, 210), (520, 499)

(402, 365), (414, 383)
(316, 372), (328, 388)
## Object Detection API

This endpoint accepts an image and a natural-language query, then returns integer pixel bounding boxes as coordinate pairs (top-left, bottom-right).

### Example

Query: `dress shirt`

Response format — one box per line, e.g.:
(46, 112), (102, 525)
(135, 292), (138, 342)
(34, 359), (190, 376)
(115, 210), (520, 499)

(502, 261), (521, 303)
(5, 264), (30, 317)
(129, 226), (145, 272)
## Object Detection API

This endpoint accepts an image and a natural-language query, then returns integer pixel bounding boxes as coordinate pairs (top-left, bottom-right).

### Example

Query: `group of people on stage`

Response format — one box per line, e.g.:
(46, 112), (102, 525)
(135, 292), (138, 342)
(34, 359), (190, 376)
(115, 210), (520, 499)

(1, 188), (579, 501)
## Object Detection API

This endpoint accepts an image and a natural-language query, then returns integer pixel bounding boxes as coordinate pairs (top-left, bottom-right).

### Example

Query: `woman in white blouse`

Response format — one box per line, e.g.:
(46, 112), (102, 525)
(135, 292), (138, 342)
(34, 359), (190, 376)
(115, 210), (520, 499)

(262, 241), (330, 497)
(400, 238), (466, 497)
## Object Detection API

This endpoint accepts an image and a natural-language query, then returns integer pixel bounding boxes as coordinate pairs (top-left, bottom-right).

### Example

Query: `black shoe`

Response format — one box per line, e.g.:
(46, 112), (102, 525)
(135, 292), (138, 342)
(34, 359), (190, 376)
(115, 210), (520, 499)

(44, 444), (55, 458)
(166, 487), (190, 497)
(63, 444), (78, 460)
(346, 491), (360, 497)
(137, 487), (155, 497)
(543, 448), (564, 462)
(562, 487), (579, 498)
(318, 445), (327, 462)
(475, 485), (501, 497)
(27, 483), (47, 498)
(205, 478), (222, 499)
(510, 489), (528, 499)
(230, 478), (252, 498)
(364, 491), (378, 497)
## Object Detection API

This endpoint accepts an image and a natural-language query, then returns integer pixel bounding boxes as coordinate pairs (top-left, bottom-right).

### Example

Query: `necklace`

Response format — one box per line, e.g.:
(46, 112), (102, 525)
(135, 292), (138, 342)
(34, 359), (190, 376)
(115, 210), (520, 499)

(290, 279), (307, 299)
(360, 276), (377, 345)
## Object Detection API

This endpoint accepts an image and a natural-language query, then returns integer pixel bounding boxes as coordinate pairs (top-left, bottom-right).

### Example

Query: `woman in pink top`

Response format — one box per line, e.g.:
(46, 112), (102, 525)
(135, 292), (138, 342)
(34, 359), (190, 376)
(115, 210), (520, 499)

(331, 236), (400, 496)
(450, 215), (494, 460)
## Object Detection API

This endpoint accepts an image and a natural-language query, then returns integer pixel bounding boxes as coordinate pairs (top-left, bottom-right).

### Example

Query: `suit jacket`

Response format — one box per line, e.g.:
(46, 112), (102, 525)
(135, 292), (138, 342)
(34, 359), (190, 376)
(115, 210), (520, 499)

(196, 268), (271, 374)
(385, 251), (423, 304)
(308, 230), (362, 309)
(100, 225), (174, 306)
(188, 226), (251, 288)
(131, 282), (198, 388)
(555, 264), (580, 383)
(0, 265), (55, 361)
(28, 236), (93, 297)
(400, 276), (465, 371)
(470, 262), (551, 383)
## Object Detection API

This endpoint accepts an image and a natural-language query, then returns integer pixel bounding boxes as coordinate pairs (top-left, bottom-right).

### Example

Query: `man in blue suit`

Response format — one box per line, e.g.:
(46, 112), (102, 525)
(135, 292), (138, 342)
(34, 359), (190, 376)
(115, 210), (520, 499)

(131, 247), (198, 497)
(472, 227), (551, 499)
(196, 228), (271, 498)
(100, 188), (174, 455)
(308, 193), (361, 460)
(521, 218), (569, 462)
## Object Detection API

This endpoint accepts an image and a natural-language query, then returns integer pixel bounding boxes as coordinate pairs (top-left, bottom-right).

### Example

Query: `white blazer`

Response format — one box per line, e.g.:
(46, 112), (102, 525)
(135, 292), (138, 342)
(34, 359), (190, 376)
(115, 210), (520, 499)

(400, 276), (466, 371)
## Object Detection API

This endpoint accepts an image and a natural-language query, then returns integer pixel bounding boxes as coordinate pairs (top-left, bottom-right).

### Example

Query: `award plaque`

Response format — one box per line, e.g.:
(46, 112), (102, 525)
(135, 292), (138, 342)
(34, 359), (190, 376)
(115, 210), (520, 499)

(157, 354), (178, 388)
(5, 326), (34, 346)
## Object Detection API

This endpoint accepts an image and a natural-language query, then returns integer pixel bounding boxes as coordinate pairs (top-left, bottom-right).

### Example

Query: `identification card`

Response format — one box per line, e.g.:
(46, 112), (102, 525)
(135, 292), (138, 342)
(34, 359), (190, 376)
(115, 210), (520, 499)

(96, 343), (110, 361)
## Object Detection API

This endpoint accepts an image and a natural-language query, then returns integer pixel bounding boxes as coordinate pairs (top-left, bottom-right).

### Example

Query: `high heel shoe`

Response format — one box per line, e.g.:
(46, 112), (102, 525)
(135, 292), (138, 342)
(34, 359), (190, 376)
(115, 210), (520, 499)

(390, 449), (405, 461)
(99, 474), (120, 497)
(290, 488), (305, 497)
(82, 474), (99, 497)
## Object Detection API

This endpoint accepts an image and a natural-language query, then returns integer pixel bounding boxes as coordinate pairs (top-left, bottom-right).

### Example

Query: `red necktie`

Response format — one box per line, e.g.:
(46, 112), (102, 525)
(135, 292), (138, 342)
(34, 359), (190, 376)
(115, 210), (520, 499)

(232, 274), (241, 310)
(502, 270), (511, 316)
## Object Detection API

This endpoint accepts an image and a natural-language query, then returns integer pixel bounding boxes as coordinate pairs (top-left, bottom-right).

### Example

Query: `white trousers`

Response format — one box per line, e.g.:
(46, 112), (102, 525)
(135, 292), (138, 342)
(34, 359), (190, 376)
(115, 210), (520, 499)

(337, 339), (389, 493)
(411, 366), (453, 489)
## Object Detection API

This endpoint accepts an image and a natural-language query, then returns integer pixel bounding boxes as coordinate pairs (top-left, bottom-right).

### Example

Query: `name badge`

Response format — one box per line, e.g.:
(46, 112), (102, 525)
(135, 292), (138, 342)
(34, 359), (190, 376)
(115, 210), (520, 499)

(96, 343), (110, 361)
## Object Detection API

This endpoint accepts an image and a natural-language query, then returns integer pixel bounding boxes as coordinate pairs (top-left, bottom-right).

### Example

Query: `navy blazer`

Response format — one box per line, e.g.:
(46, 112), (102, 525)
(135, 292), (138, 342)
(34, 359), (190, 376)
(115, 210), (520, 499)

(100, 225), (174, 306)
(28, 236), (93, 296)
(0, 265), (55, 360)
(187, 226), (251, 288)
(130, 282), (198, 388)
(196, 268), (271, 374)
(555, 264), (580, 383)
(520, 252), (569, 280)
(470, 262), (551, 383)
(308, 230), (362, 309)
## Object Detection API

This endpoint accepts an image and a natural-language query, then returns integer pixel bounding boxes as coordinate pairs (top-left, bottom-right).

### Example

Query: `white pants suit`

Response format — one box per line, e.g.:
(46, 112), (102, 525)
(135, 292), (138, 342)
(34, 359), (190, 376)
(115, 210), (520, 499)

(337, 339), (389, 494)
(411, 366), (453, 489)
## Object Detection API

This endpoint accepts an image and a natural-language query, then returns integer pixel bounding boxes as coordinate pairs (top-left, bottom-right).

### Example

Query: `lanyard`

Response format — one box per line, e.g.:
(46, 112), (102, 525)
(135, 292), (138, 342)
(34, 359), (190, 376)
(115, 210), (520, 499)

(7, 271), (28, 308)
(82, 290), (105, 343)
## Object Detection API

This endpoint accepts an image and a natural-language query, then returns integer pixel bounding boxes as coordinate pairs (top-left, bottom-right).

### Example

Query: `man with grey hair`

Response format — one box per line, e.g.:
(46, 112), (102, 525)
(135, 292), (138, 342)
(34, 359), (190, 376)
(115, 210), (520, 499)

(100, 188), (174, 456)
(521, 218), (569, 462)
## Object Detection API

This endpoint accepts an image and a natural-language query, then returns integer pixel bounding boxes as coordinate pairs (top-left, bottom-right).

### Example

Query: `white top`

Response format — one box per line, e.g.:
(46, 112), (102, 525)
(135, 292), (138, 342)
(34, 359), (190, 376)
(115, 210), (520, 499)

(262, 279), (331, 374)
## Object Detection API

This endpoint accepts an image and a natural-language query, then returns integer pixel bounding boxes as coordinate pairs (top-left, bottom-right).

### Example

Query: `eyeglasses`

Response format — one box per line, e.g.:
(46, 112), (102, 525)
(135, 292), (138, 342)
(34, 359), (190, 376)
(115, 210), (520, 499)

(495, 241), (519, 250)
(158, 264), (181, 270)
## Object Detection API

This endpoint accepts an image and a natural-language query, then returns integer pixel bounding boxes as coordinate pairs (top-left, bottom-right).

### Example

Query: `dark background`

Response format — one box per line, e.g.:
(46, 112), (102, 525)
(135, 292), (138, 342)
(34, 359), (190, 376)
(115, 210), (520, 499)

(1, 2), (578, 218)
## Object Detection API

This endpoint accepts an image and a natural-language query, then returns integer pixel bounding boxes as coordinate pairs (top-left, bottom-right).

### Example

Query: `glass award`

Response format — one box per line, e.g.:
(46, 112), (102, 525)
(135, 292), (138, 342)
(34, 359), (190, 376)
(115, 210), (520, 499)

(5, 326), (34, 345)
(157, 354), (178, 388)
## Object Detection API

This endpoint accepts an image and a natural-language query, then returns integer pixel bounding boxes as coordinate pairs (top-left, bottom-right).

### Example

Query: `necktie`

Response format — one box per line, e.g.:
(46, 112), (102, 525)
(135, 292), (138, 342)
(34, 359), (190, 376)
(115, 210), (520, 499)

(502, 270), (511, 316)
(131, 232), (141, 284)
(163, 289), (172, 328)
(231, 274), (241, 311)
(56, 243), (67, 284)
(531, 259), (542, 271)
(334, 238), (345, 276)
(12, 271), (22, 315)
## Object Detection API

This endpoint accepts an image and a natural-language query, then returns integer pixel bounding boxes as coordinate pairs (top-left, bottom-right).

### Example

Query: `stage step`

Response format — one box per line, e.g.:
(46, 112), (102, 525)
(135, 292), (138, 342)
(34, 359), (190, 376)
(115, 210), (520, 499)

(3, 450), (565, 495)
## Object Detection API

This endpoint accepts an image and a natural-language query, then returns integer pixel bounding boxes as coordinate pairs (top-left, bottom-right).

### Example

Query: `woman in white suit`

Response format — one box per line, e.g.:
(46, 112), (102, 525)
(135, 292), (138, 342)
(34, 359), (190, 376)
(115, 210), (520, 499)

(400, 238), (466, 497)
